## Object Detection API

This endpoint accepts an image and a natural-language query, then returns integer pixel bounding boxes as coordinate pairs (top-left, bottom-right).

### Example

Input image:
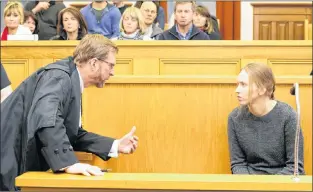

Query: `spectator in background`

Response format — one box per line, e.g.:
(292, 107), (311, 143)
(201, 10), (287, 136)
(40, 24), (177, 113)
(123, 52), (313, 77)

(157, 1), (210, 40)
(112, 0), (130, 15)
(0, 63), (13, 103)
(1, 1), (32, 41)
(112, 7), (149, 40)
(140, 1), (163, 39)
(193, 5), (221, 40)
(24, 0), (66, 40)
(134, 1), (165, 30)
(81, 0), (121, 39)
(50, 7), (87, 40)
(24, 11), (39, 34)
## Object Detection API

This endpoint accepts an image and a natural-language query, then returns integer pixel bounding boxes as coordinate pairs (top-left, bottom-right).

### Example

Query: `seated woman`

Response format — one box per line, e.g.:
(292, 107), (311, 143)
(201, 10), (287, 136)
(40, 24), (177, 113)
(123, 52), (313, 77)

(23, 11), (39, 34)
(112, 7), (150, 40)
(193, 5), (221, 40)
(50, 7), (87, 40)
(1, 1), (32, 40)
(228, 62), (305, 175)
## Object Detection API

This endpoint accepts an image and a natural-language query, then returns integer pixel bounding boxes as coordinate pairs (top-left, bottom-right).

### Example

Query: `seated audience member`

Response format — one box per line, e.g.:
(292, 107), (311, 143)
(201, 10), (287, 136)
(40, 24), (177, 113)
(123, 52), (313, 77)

(157, 1), (210, 40)
(193, 5), (221, 40)
(134, 1), (165, 30)
(112, 0), (130, 15)
(112, 7), (149, 40)
(140, 1), (163, 39)
(228, 63), (305, 175)
(0, 63), (13, 103)
(81, 0), (121, 39)
(25, 1), (66, 40)
(50, 7), (87, 40)
(24, 11), (39, 34)
(1, 1), (32, 41)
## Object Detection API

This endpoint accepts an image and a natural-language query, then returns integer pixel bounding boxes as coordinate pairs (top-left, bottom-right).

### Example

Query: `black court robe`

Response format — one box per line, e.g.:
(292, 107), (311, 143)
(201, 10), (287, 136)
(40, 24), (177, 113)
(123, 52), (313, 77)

(1, 57), (115, 191)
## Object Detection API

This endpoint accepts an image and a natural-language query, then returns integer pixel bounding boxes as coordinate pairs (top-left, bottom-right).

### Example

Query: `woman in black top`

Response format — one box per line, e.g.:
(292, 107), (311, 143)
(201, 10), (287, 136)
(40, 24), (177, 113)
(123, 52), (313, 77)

(193, 5), (221, 40)
(50, 7), (88, 40)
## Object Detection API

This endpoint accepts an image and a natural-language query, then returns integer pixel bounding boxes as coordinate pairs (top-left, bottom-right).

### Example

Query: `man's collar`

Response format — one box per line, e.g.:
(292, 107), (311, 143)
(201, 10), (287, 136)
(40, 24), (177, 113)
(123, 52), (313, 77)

(175, 24), (193, 40)
(77, 68), (84, 93)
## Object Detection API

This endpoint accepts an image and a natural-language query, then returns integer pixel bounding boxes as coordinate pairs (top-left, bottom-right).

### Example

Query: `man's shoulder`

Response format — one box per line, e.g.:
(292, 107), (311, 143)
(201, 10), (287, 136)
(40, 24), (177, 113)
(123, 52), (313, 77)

(108, 4), (121, 16)
(193, 27), (210, 40)
(80, 4), (91, 13)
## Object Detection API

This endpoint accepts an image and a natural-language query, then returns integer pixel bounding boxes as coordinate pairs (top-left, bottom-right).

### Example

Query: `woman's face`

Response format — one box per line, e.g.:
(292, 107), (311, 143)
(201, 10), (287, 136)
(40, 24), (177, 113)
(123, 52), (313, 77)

(24, 16), (36, 33)
(62, 11), (79, 33)
(122, 14), (139, 34)
(5, 9), (20, 29)
(193, 12), (206, 28)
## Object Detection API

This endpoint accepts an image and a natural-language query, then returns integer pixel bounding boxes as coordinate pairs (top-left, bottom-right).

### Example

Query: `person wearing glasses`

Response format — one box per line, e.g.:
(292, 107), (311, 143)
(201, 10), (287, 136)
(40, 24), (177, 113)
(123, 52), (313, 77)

(139, 1), (163, 39)
(1, 34), (139, 191)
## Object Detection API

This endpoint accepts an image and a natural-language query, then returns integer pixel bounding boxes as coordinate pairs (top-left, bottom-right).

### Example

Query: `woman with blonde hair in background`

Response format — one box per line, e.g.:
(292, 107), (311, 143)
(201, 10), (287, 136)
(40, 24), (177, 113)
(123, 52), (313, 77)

(50, 7), (88, 40)
(112, 7), (150, 40)
(228, 62), (305, 175)
(193, 5), (221, 40)
(1, 1), (32, 40)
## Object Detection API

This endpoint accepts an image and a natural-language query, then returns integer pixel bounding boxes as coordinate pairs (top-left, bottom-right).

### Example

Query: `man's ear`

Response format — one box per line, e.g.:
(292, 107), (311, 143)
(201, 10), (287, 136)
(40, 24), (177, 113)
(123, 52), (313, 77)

(88, 58), (98, 72)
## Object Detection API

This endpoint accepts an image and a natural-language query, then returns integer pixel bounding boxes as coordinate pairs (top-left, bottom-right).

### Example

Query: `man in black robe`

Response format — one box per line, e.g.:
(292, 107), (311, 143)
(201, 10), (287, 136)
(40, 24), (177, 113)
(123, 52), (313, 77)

(0, 34), (139, 191)
(0, 63), (13, 102)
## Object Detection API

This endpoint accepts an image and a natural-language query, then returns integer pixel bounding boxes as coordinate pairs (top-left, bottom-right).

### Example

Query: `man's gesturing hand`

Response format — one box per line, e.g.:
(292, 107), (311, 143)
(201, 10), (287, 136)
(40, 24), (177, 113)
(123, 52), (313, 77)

(118, 126), (139, 154)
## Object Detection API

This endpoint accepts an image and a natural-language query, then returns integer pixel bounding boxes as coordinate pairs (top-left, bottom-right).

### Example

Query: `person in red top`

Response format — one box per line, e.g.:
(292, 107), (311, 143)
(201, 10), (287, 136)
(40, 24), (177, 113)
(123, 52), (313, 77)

(1, 1), (32, 40)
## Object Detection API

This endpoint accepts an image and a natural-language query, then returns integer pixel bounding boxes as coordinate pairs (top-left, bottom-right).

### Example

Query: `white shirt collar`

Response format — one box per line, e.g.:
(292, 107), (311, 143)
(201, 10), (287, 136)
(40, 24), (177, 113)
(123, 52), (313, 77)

(77, 69), (84, 93)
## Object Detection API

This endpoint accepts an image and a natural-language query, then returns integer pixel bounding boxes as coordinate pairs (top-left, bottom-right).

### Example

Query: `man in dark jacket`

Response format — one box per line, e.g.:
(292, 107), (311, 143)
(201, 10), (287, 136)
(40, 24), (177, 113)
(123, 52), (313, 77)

(25, 1), (66, 40)
(0, 63), (13, 102)
(157, 1), (209, 40)
(0, 34), (139, 191)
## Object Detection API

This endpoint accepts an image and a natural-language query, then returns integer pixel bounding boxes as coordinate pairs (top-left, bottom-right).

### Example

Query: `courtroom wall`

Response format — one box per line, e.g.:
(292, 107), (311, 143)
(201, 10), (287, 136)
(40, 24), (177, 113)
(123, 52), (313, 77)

(241, 1), (311, 40)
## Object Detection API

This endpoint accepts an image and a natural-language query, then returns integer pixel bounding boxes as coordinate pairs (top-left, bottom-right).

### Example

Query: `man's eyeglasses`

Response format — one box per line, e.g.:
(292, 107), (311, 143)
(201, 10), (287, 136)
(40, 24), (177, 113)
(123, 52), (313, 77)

(97, 58), (115, 70)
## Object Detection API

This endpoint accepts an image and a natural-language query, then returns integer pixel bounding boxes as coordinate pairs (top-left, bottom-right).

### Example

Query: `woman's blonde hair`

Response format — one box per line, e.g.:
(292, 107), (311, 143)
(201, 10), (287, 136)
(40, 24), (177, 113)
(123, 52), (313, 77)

(4, 1), (24, 24)
(120, 7), (146, 34)
(195, 5), (215, 34)
(243, 63), (276, 102)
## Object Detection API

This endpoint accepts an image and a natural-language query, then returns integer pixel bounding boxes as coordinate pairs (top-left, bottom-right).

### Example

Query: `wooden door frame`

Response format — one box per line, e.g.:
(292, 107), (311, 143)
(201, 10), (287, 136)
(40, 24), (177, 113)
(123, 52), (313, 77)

(216, 1), (241, 40)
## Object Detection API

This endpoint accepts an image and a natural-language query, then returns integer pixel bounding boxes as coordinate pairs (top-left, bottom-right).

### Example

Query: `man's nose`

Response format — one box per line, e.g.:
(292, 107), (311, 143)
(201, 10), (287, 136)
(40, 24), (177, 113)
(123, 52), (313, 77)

(110, 69), (114, 76)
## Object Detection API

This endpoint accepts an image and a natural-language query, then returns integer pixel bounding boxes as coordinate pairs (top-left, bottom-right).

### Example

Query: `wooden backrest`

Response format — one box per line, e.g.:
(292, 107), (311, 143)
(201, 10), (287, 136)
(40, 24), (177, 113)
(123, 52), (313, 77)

(304, 19), (312, 40)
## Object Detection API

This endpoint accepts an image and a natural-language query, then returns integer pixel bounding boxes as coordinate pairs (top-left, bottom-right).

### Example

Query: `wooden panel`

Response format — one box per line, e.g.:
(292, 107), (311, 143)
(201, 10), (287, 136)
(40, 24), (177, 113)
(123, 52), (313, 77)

(75, 152), (93, 164)
(1, 41), (312, 175)
(304, 19), (312, 40)
(2, 59), (28, 89)
(252, 3), (311, 40)
(276, 21), (288, 40)
(259, 22), (272, 40)
(294, 21), (305, 40)
(252, 3), (312, 14)
(15, 172), (312, 192)
(269, 59), (312, 76)
(159, 59), (240, 75)
(115, 59), (133, 75)
(254, 15), (307, 40)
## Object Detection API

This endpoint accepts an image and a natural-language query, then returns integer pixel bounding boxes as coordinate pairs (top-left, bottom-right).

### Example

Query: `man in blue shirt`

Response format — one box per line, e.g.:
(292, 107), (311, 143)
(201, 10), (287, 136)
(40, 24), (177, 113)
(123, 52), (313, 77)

(81, 1), (121, 39)
(157, 1), (210, 40)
